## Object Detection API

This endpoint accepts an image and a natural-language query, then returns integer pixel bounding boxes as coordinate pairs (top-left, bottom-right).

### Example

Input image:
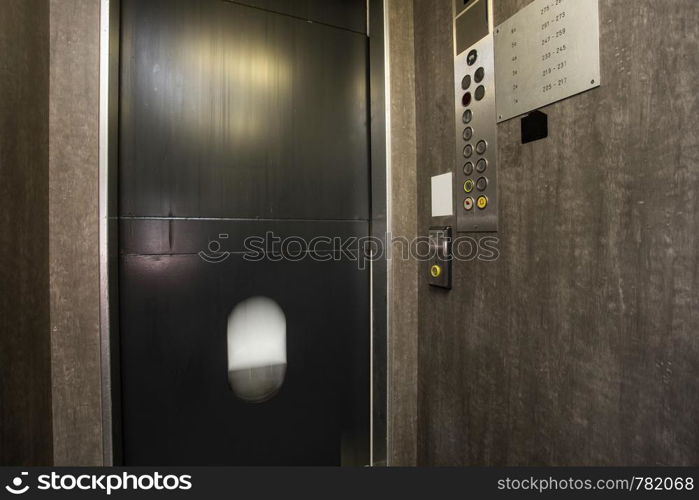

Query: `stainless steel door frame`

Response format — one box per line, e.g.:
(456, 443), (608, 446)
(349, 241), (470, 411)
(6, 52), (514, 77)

(98, 0), (388, 466)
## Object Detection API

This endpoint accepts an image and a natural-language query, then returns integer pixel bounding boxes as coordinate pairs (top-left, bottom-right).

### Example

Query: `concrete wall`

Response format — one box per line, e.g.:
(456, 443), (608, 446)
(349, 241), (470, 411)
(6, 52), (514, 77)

(0, 0), (53, 466)
(386, 0), (419, 466)
(49, 0), (103, 466)
(414, 0), (699, 465)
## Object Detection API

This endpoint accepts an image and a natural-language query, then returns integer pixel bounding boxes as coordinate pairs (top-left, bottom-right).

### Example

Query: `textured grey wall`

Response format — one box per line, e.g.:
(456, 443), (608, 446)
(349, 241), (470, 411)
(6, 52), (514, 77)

(414, 0), (699, 465)
(387, 0), (419, 466)
(0, 0), (53, 466)
(49, 0), (103, 466)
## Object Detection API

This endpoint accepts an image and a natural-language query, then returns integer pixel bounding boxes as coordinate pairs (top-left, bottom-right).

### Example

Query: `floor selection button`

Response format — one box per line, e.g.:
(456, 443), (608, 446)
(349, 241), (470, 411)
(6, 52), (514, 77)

(477, 195), (488, 210)
(475, 67), (485, 83)
(461, 74), (471, 90)
(463, 197), (474, 211)
(476, 176), (488, 191)
(463, 127), (473, 141)
(462, 109), (473, 124)
(463, 179), (475, 193)
(476, 158), (487, 173)
(475, 85), (486, 101)
(463, 144), (473, 158)
(462, 92), (472, 107)
(467, 49), (478, 66)
(463, 162), (474, 176)
(476, 140), (487, 155)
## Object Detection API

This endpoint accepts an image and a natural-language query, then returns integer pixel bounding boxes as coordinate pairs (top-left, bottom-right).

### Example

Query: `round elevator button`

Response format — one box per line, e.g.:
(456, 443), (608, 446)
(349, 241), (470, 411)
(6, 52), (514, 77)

(467, 49), (478, 66)
(476, 158), (487, 173)
(430, 265), (442, 278)
(463, 162), (474, 176)
(463, 127), (473, 141)
(475, 67), (485, 83)
(476, 177), (488, 191)
(462, 92), (472, 107)
(463, 144), (473, 158)
(463, 179), (475, 193)
(461, 74), (471, 90)
(475, 85), (486, 101)
(477, 195), (488, 210)
(462, 109), (473, 124)
(463, 197), (474, 211)
(476, 140), (487, 155)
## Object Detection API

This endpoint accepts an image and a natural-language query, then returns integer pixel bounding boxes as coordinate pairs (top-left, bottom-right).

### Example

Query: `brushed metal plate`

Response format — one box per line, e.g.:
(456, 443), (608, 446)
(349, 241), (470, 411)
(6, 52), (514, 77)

(453, 0), (498, 233)
(494, 0), (601, 123)
(454, 32), (498, 233)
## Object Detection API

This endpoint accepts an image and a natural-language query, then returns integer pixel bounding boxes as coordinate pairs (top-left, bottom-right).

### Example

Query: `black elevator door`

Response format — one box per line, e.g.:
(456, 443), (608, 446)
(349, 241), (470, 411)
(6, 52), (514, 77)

(118, 0), (370, 465)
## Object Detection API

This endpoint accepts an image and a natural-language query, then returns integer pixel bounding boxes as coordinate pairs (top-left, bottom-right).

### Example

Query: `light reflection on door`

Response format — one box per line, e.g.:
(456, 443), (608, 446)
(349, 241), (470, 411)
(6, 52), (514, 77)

(227, 297), (287, 403)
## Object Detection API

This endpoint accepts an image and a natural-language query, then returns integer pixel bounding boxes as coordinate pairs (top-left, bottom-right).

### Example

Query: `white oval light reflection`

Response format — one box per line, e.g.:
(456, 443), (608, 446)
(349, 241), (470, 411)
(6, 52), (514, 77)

(227, 297), (287, 403)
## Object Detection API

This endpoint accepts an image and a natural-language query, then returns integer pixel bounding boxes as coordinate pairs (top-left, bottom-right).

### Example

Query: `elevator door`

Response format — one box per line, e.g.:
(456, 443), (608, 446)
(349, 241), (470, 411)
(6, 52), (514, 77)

(118, 0), (370, 465)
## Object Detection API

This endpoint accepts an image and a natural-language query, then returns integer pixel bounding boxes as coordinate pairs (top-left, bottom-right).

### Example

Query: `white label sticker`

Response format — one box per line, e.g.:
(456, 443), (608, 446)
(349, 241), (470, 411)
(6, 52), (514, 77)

(431, 172), (454, 217)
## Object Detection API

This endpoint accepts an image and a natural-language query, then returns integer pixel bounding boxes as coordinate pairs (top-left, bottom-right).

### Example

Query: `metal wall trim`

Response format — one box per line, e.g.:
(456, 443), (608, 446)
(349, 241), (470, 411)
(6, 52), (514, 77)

(99, 0), (122, 466)
(369, 0), (389, 466)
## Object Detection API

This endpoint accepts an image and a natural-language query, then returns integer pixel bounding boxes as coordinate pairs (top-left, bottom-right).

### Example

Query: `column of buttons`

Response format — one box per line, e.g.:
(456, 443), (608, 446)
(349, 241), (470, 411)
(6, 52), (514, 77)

(460, 52), (490, 213)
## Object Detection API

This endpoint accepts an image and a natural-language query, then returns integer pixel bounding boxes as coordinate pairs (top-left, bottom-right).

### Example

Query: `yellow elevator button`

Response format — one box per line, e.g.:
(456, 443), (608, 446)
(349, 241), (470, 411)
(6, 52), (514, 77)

(430, 265), (442, 278)
(477, 195), (488, 210)
(463, 179), (475, 193)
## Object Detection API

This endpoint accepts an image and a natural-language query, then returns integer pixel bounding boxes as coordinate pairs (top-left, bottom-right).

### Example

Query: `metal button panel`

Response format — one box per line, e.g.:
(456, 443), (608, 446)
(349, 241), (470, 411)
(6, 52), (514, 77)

(454, 30), (498, 232)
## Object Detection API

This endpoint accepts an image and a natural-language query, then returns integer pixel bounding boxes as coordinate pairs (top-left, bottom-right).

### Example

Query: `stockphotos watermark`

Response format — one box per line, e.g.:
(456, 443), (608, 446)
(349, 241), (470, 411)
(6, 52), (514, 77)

(198, 232), (500, 268)
(4, 471), (192, 496)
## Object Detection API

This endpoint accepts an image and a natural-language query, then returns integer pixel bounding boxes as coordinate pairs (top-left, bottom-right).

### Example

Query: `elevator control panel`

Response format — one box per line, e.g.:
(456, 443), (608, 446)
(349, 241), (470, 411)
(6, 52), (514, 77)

(428, 227), (452, 289)
(453, 0), (498, 233)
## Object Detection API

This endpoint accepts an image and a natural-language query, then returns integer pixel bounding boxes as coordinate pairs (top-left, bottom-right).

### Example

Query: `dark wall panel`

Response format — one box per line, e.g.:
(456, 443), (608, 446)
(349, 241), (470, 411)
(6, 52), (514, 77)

(385, 0), (419, 467)
(414, 0), (699, 465)
(0, 0), (52, 466)
(120, 0), (369, 220)
(48, 0), (104, 466)
(119, 220), (369, 465)
(118, 0), (371, 465)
